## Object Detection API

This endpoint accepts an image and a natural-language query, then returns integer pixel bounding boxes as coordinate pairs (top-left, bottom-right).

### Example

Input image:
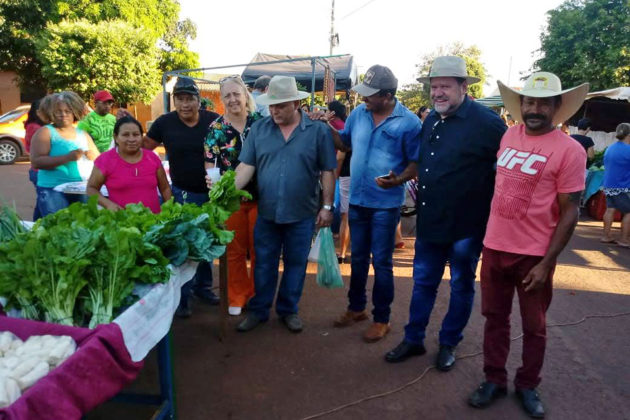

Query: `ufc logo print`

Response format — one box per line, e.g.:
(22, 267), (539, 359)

(497, 147), (547, 175)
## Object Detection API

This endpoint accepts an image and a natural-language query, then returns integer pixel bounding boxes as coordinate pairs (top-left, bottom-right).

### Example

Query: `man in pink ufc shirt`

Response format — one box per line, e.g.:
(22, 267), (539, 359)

(468, 72), (589, 419)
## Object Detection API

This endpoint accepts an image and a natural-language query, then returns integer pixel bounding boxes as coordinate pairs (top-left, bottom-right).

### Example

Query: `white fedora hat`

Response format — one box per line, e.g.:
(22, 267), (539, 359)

(498, 72), (589, 126)
(417, 56), (481, 85)
(255, 75), (310, 106)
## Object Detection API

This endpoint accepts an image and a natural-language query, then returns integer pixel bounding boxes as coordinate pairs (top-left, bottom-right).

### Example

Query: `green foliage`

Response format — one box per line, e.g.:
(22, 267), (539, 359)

(0, 0), (199, 95)
(534, 0), (630, 90)
(0, 205), (25, 243)
(589, 148), (607, 169)
(0, 174), (248, 327)
(397, 83), (428, 115)
(398, 42), (488, 109)
(158, 18), (201, 73)
(0, 0), (58, 93)
(36, 20), (161, 104)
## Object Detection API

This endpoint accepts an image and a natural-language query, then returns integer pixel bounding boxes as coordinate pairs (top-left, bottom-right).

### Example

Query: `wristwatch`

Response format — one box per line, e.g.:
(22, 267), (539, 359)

(322, 204), (333, 211)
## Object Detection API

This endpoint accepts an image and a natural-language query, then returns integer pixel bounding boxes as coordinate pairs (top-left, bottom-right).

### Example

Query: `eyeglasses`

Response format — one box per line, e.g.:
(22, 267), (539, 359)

(219, 75), (243, 84)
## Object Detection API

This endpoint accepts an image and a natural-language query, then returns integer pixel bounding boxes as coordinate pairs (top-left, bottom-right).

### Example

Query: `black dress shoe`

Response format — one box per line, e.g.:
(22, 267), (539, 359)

(281, 314), (303, 333)
(385, 340), (426, 363)
(236, 314), (264, 332)
(194, 288), (220, 305)
(516, 388), (545, 418)
(436, 344), (456, 371)
(468, 381), (507, 408)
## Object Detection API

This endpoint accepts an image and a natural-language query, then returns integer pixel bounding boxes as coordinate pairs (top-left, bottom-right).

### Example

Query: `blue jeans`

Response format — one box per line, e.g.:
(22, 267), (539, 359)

(404, 235), (483, 347)
(248, 217), (315, 320)
(37, 187), (86, 218)
(28, 169), (42, 221)
(171, 185), (213, 300)
(347, 205), (400, 323)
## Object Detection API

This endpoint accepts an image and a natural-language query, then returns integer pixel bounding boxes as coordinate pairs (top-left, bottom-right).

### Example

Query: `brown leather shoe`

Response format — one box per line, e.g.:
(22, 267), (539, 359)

(333, 310), (369, 327)
(363, 322), (391, 343)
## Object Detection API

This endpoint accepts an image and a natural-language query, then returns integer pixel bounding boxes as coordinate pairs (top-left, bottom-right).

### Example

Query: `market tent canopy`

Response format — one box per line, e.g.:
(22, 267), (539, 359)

(240, 53), (357, 92)
(585, 87), (630, 101)
(568, 86), (630, 132)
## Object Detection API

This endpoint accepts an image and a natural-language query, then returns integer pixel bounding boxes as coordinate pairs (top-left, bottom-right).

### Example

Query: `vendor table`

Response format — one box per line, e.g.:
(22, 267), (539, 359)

(110, 333), (175, 420)
(1, 256), (230, 420)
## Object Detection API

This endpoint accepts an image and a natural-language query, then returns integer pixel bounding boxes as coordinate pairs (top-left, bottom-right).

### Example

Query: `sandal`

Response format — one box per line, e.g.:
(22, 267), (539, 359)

(616, 241), (630, 248)
(600, 238), (616, 243)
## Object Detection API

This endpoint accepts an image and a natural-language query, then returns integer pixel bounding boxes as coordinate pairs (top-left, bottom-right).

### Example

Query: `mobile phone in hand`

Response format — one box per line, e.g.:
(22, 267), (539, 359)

(377, 173), (392, 179)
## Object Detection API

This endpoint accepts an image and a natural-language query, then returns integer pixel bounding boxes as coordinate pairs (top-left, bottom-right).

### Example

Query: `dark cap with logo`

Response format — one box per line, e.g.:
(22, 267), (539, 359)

(351, 65), (398, 97)
(173, 77), (200, 97)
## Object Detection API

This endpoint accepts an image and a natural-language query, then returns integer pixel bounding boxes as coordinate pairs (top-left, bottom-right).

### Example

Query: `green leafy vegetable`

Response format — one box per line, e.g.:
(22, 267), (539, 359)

(0, 173), (248, 327)
(0, 205), (26, 243)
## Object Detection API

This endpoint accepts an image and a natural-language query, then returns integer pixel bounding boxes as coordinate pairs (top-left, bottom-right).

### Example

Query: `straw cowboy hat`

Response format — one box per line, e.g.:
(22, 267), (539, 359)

(416, 56), (481, 85)
(498, 72), (589, 126)
(254, 76), (310, 106)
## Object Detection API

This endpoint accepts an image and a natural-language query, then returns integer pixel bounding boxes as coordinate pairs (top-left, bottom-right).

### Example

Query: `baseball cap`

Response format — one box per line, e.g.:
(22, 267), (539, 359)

(173, 77), (200, 96)
(577, 118), (592, 130)
(94, 90), (114, 102)
(351, 65), (398, 97)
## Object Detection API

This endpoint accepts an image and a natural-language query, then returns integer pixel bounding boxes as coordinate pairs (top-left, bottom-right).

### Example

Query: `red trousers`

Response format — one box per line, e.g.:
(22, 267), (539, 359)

(225, 201), (257, 307)
(480, 247), (554, 389)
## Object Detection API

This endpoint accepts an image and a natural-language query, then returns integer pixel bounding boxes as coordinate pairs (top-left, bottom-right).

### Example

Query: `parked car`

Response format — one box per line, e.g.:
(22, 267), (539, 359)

(0, 105), (29, 165)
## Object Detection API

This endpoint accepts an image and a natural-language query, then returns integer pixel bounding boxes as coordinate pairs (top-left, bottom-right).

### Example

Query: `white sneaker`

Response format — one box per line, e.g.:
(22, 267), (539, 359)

(228, 306), (242, 316)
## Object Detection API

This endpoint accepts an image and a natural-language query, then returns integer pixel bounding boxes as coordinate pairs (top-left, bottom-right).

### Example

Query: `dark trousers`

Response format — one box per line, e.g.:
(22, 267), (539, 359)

(347, 205), (400, 323)
(171, 185), (213, 300)
(248, 216), (315, 320)
(404, 235), (483, 346)
(28, 168), (41, 221)
(481, 247), (554, 389)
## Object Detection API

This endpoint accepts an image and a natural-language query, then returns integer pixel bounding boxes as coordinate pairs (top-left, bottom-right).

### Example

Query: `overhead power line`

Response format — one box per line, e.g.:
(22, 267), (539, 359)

(340, 0), (379, 20)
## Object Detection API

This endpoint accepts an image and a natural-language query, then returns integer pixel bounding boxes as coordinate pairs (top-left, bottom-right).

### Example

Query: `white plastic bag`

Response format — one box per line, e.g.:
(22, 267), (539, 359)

(76, 155), (94, 181)
(307, 229), (323, 263)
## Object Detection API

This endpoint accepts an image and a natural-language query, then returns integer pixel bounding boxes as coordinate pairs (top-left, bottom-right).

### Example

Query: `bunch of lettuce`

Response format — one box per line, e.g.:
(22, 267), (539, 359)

(0, 204), (25, 243)
(0, 172), (248, 327)
(142, 171), (251, 266)
(0, 198), (170, 326)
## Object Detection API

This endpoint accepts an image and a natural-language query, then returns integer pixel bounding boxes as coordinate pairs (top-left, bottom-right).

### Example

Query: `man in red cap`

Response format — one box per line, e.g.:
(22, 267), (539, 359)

(78, 90), (117, 152)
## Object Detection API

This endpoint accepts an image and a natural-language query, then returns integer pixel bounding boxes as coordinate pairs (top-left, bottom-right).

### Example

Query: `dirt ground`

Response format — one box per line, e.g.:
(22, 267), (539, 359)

(2, 162), (629, 420)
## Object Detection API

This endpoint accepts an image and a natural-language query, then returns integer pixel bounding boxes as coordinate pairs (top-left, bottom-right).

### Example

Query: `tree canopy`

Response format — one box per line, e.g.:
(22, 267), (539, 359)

(37, 20), (162, 104)
(0, 0), (199, 102)
(398, 43), (488, 112)
(534, 0), (630, 90)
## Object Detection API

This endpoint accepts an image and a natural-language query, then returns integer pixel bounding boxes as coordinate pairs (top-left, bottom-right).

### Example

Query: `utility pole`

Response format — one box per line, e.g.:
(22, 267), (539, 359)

(329, 0), (338, 55)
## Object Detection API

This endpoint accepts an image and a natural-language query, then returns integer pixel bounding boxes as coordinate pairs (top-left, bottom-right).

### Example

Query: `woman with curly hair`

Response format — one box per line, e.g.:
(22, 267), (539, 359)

(204, 75), (262, 316)
(30, 91), (99, 216)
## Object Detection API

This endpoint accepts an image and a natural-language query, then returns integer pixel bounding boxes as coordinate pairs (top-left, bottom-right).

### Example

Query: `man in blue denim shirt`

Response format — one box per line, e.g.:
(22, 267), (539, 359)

(385, 56), (506, 370)
(325, 65), (421, 343)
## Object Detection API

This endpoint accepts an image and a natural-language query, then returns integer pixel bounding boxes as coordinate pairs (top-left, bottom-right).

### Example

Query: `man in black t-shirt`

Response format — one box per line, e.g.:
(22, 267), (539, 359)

(144, 77), (220, 317)
(570, 118), (595, 168)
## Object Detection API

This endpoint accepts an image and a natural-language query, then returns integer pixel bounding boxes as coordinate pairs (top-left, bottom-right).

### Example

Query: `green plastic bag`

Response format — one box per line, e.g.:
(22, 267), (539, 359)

(316, 227), (344, 289)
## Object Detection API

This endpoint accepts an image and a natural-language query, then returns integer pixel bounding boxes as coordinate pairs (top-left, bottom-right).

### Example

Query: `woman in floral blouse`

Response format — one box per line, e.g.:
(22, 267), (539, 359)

(204, 75), (262, 316)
